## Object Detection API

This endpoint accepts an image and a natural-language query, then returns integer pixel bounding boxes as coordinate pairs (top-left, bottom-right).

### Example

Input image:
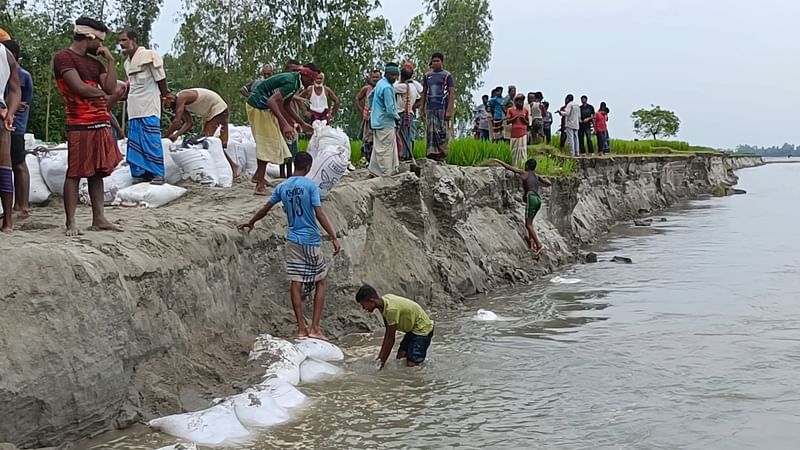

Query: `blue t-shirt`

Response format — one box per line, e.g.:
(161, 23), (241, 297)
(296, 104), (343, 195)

(6, 67), (32, 134)
(270, 176), (322, 247)
(423, 69), (454, 111)
(490, 96), (504, 120)
(370, 77), (399, 130)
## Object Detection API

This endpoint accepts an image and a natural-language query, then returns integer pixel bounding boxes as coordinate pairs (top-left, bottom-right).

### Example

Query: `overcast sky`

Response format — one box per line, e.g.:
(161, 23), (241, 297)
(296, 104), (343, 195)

(152, 0), (800, 148)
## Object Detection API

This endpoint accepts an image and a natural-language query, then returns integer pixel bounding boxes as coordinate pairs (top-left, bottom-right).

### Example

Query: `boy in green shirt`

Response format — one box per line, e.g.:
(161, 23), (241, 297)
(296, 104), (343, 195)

(356, 285), (434, 368)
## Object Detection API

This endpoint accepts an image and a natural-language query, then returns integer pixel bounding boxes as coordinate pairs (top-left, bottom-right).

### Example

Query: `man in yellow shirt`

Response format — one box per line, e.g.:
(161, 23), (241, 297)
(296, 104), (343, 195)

(356, 285), (434, 368)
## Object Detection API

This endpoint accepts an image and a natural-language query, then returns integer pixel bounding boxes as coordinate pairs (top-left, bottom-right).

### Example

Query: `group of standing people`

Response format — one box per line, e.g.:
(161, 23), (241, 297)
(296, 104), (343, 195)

(356, 52), (455, 178)
(0, 19), (241, 234)
(474, 86), (611, 164)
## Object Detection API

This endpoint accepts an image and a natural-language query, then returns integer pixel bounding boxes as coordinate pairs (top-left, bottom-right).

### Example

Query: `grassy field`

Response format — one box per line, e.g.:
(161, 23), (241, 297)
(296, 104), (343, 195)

(299, 133), (725, 178)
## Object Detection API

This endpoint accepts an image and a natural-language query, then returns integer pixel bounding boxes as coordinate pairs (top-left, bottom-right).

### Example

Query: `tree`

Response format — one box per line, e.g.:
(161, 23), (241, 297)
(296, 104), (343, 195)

(631, 105), (681, 140)
(397, 0), (493, 123)
(114, 0), (164, 48)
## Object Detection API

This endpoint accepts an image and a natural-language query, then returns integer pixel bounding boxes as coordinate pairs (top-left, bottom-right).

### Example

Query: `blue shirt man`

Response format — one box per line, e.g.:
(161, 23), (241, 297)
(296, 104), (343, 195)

(270, 175), (322, 246)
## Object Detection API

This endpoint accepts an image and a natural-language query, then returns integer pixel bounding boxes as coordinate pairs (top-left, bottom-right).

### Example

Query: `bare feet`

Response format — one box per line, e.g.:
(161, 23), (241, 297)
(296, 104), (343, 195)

(65, 225), (83, 237)
(88, 219), (123, 232)
(297, 329), (309, 338)
(254, 185), (270, 196)
(231, 162), (241, 178)
(1, 221), (12, 233)
(308, 330), (329, 341)
(14, 209), (30, 220)
(535, 246), (546, 256)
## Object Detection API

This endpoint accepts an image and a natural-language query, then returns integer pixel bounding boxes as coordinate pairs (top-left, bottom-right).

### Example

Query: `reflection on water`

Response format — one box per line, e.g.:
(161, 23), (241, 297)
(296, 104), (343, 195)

(95, 165), (800, 450)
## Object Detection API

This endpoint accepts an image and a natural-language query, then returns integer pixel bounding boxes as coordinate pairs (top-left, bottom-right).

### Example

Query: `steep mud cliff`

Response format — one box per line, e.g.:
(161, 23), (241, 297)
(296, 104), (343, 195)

(0, 155), (762, 447)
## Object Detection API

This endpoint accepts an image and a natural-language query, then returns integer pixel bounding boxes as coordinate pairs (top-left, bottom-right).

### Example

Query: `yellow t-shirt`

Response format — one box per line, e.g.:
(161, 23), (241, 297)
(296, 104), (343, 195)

(381, 294), (434, 335)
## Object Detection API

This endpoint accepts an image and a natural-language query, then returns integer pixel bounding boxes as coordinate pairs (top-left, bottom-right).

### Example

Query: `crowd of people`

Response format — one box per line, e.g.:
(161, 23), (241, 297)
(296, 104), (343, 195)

(472, 86), (612, 165)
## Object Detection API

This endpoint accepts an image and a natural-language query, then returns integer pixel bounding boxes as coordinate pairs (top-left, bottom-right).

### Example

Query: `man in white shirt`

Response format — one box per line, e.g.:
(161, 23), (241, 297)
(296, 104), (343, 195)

(119, 28), (169, 184)
(558, 94), (580, 156)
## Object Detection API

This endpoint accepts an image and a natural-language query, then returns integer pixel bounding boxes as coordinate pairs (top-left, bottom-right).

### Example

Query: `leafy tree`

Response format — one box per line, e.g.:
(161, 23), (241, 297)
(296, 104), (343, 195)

(114, 0), (164, 48)
(631, 105), (681, 140)
(397, 0), (493, 122)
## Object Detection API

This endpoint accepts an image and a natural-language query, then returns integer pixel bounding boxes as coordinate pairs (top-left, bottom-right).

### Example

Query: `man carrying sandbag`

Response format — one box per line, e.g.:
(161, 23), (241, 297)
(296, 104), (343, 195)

(238, 151), (341, 340)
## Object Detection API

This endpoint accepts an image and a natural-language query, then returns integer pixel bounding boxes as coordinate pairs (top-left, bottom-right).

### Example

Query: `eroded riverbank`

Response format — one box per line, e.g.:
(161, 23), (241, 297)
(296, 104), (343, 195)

(0, 154), (762, 447)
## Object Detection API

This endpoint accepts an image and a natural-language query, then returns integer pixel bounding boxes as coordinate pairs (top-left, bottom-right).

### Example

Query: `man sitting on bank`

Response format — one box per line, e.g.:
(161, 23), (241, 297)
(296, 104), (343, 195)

(356, 285), (435, 368)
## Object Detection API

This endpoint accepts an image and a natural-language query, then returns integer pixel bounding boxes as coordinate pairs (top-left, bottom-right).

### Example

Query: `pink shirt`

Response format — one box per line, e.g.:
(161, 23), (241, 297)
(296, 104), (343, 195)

(594, 111), (608, 132)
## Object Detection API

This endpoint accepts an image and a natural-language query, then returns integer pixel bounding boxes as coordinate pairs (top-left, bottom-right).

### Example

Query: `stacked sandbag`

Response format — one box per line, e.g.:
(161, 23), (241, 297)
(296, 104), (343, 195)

(148, 335), (346, 445)
(171, 136), (232, 187)
(306, 123), (351, 197)
(25, 153), (51, 204)
(39, 147), (68, 196)
(112, 183), (187, 208)
(227, 125), (257, 176)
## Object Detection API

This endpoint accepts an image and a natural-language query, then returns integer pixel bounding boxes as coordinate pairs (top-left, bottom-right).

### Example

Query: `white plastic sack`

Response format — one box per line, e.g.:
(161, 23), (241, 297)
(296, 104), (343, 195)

(112, 183), (186, 208)
(266, 163), (281, 179)
(256, 379), (307, 410)
(250, 334), (306, 386)
(26, 154), (51, 204)
(306, 145), (349, 196)
(79, 165), (134, 206)
(299, 358), (343, 384)
(172, 147), (219, 186)
(295, 338), (344, 362)
(148, 404), (251, 446)
(39, 149), (68, 196)
(475, 309), (498, 321)
(160, 139), (183, 185)
(117, 138), (127, 157)
(204, 137), (234, 187)
(308, 122), (351, 161)
(228, 389), (290, 428)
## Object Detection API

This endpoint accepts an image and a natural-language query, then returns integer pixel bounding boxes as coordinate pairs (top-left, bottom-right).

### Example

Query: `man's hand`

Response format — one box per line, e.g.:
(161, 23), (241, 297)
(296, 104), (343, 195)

(282, 123), (297, 141)
(237, 221), (254, 233)
(332, 238), (341, 256)
(3, 115), (15, 132)
(97, 46), (114, 63)
(18, 101), (28, 113)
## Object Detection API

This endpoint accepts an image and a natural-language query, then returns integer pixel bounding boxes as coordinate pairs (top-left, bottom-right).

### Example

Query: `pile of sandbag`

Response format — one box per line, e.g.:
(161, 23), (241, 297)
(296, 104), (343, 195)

(226, 125), (258, 176)
(148, 335), (345, 446)
(306, 122), (351, 197)
(170, 136), (233, 187)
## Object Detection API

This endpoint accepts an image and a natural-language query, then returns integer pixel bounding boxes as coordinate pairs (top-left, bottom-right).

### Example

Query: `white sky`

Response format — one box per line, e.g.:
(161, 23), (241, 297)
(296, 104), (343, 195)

(152, 0), (800, 148)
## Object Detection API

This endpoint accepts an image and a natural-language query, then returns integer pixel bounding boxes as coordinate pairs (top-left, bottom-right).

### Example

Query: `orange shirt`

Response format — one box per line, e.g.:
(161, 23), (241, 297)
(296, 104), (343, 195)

(507, 107), (529, 139)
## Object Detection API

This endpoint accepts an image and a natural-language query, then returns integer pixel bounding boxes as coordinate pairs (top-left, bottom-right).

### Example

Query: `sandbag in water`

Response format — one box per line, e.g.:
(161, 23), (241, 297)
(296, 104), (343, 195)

(227, 389), (290, 428)
(250, 334), (307, 386)
(256, 379), (307, 409)
(294, 338), (344, 362)
(299, 358), (343, 384)
(475, 309), (498, 321)
(156, 444), (197, 450)
(148, 404), (252, 445)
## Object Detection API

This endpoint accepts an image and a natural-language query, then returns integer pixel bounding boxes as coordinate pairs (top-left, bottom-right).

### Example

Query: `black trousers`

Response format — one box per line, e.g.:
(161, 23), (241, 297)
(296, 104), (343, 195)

(579, 126), (594, 154)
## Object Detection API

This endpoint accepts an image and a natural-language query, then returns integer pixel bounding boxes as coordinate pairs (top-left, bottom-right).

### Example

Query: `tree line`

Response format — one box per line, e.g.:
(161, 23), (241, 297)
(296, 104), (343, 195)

(3, 0), (492, 142)
(734, 143), (799, 157)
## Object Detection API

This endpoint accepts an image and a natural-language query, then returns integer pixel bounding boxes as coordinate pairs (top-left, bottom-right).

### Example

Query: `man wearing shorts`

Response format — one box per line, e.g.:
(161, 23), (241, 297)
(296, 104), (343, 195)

(239, 152), (341, 340)
(356, 284), (435, 368)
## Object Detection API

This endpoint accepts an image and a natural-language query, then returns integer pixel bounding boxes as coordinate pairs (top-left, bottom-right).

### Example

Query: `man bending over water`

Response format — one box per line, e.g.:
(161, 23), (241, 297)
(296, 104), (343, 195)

(356, 285), (434, 368)
(239, 152), (341, 339)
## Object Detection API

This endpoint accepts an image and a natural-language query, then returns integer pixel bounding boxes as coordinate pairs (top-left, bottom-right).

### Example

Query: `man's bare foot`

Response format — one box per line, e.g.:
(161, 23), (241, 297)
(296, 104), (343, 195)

(297, 329), (309, 338)
(308, 330), (329, 341)
(65, 226), (83, 237)
(88, 220), (123, 232)
(254, 186), (270, 196)
(231, 163), (241, 178)
(535, 246), (546, 256)
(1, 220), (12, 233)
(14, 209), (30, 220)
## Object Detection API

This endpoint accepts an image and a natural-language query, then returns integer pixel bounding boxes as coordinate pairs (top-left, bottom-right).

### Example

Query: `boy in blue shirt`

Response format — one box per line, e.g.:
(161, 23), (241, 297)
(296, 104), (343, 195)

(239, 152), (341, 340)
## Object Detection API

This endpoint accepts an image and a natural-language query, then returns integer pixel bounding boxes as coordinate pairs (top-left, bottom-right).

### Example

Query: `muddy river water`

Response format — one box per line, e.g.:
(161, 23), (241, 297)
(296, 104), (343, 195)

(95, 164), (800, 449)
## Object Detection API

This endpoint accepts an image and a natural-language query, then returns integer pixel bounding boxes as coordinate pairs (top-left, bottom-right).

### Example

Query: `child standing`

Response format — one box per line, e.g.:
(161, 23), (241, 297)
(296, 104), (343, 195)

(506, 94), (530, 167)
(494, 158), (552, 255)
(594, 102), (610, 154)
(239, 152), (342, 339)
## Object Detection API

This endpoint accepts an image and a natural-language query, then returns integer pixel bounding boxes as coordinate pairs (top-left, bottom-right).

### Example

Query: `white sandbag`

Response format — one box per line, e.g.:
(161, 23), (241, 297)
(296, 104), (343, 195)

(148, 404), (251, 446)
(204, 137), (234, 187)
(294, 338), (344, 362)
(156, 444), (197, 450)
(228, 389), (290, 428)
(161, 141), (183, 185)
(306, 145), (349, 196)
(266, 163), (280, 179)
(249, 334), (306, 385)
(79, 164), (134, 206)
(25, 154), (51, 204)
(171, 147), (219, 186)
(242, 141), (258, 175)
(308, 122), (351, 161)
(39, 149), (68, 196)
(475, 309), (498, 321)
(299, 358), (343, 384)
(227, 141), (249, 175)
(112, 182), (186, 208)
(117, 138), (127, 157)
(256, 379), (307, 410)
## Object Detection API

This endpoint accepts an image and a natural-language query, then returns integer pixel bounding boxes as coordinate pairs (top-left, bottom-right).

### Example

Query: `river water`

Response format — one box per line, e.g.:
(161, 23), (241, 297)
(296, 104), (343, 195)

(97, 163), (800, 450)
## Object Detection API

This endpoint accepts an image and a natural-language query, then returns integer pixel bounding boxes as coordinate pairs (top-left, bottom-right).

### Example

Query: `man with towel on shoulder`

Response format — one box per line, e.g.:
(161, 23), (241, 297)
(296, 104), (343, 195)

(119, 27), (169, 184)
(246, 63), (319, 196)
